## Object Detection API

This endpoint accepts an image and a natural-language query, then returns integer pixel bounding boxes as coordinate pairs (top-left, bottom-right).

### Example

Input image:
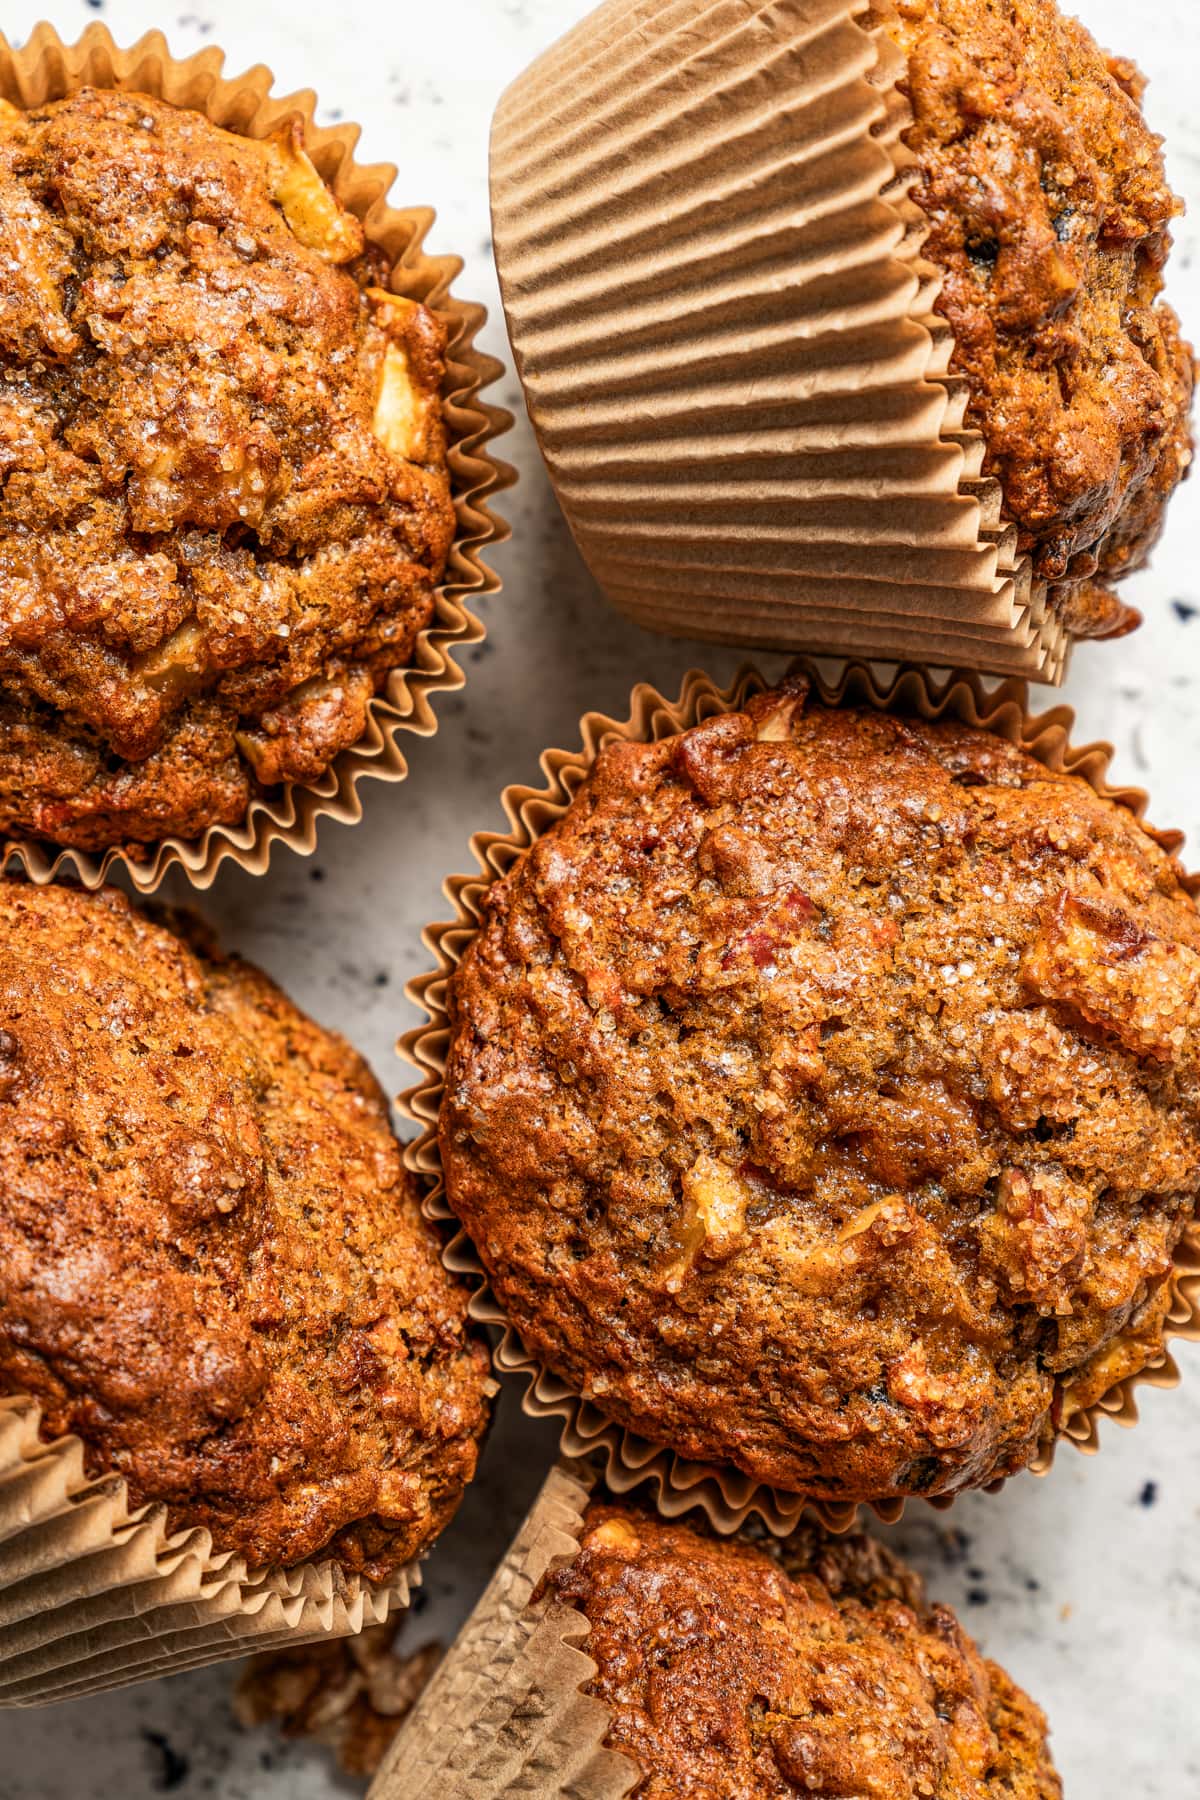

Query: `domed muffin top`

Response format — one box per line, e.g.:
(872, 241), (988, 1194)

(546, 1501), (1060, 1798)
(888, 0), (1193, 637)
(441, 677), (1200, 1502)
(0, 87), (455, 850)
(0, 881), (490, 1576)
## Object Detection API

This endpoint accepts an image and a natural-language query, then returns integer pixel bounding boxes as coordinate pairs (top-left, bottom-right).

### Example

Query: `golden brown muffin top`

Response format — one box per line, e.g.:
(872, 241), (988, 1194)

(885, 0), (1193, 636)
(0, 88), (455, 851)
(545, 1502), (1061, 1799)
(0, 881), (490, 1576)
(441, 678), (1200, 1503)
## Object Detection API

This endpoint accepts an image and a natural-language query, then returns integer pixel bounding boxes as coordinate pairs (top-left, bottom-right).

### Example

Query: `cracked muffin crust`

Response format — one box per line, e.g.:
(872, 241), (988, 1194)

(885, 0), (1194, 638)
(0, 881), (490, 1576)
(0, 87), (456, 851)
(544, 1502), (1060, 1799)
(441, 676), (1200, 1503)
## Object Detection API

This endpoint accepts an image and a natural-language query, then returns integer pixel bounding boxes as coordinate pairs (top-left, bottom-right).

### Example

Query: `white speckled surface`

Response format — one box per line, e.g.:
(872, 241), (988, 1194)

(3, 0), (1200, 1793)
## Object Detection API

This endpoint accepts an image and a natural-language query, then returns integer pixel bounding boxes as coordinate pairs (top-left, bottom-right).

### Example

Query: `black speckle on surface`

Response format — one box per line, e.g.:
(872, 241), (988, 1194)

(965, 1587), (990, 1607)
(1172, 600), (1197, 623)
(310, 866), (325, 882)
(142, 1730), (190, 1792)
(85, 0), (105, 10)
(1139, 1479), (1159, 1508)
(411, 1587), (431, 1614)
(374, 969), (390, 988)
(1025, 1576), (1041, 1593)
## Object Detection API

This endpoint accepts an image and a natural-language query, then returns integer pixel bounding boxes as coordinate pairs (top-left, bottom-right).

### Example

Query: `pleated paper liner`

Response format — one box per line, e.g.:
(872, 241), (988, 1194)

(490, 0), (1079, 682)
(0, 21), (513, 894)
(400, 660), (1200, 1538)
(0, 1397), (417, 1707)
(369, 1459), (636, 1800)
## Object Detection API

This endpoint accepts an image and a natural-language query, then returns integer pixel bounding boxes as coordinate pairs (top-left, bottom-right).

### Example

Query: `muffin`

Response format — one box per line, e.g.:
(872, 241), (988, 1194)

(491, 0), (1193, 673)
(440, 674), (1200, 1503)
(543, 1500), (1060, 1798)
(887, 0), (1194, 636)
(0, 86), (455, 852)
(0, 880), (490, 1577)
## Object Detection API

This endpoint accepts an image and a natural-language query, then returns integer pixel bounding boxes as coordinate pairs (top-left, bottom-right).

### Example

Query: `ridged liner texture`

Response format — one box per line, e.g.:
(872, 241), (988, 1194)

(400, 661), (1200, 1537)
(0, 21), (513, 892)
(369, 1460), (636, 1800)
(490, 0), (1072, 682)
(0, 1396), (416, 1707)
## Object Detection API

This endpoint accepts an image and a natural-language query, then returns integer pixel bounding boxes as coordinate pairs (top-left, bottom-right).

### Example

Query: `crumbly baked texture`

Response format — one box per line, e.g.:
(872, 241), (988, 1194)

(0, 881), (490, 1575)
(441, 677), (1200, 1501)
(545, 1502), (1061, 1799)
(886, 0), (1194, 636)
(235, 1624), (440, 1777)
(0, 88), (456, 850)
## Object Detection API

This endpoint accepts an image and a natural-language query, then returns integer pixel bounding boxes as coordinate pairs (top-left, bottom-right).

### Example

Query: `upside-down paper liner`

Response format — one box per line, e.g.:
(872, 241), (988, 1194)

(0, 1396), (416, 1707)
(0, 21), (513, 892)
(400, 661), (1200, 1537)
(490, 0), (1085, 681)
(370, 1459), (635, 1800)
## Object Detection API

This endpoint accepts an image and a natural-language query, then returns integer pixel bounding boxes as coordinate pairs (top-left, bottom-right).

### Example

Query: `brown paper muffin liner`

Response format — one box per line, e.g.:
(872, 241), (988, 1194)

(400, 661), (1200, 1537)
(0, 1396), (421, 1707)
(490, 0), (1077, 681)
(369, 1459), (635, 1800)
(0, 21), (513, 893)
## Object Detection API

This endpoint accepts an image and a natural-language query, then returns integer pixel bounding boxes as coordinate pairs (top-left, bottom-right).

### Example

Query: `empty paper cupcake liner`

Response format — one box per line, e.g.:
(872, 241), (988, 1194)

(369, 1459), (635, 1800)
(0, 21), (513, 893)
(0, 1396), (416, 1707)
(400, 660), (1200, 1537)
(490, 0), (1077, 680)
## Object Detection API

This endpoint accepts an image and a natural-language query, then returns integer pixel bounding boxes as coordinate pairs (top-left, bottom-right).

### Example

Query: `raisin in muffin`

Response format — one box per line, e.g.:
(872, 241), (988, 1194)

(0, 881), (490, 1576)
(543, 1501), (1060, 1798)
(0, 87), (455, 851)
(885, 0), (1194, 637)
(440, 676), (1200, 1503)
